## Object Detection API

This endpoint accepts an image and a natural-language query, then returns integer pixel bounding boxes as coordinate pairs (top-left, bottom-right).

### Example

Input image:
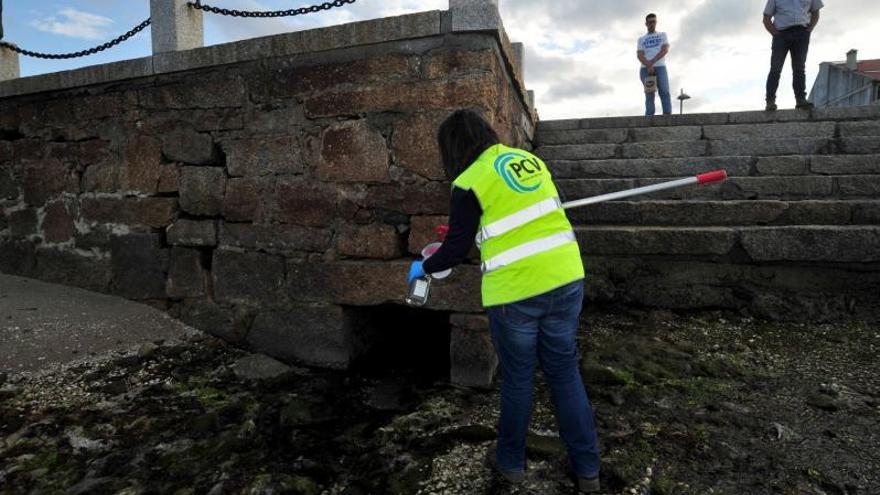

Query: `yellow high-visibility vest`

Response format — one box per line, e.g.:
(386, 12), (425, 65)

(453, 144), (584, 307)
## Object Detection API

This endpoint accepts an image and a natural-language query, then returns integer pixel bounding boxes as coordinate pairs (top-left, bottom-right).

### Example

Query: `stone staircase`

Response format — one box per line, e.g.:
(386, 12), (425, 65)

(533, 106), (880, 320)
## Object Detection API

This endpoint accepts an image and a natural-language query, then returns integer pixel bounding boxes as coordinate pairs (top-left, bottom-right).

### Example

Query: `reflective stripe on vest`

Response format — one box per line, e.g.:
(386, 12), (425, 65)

(475, 196), (563, 248)
(481, 230), (577, 274)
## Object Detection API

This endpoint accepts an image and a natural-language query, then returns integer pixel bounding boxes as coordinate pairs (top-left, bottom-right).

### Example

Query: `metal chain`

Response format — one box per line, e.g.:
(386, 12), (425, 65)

(0, 18), (151, 60)
(188, 0), (357, 18)
(0, 0), (359, 59)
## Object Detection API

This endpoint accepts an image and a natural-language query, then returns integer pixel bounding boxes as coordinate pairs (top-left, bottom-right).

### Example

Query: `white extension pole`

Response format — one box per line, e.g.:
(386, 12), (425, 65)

(562, 170), (728, 210)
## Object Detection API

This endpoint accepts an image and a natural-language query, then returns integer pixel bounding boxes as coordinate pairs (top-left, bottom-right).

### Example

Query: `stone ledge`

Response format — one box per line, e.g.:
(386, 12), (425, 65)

(0, 57), (154, 99)
(0, 11), (442, 99)
(153, 10), (442, 75)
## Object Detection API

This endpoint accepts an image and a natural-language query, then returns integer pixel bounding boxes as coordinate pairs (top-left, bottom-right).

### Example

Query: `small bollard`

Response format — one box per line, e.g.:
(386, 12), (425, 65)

(150, 0), (204, 54)
(0, 43), (19, 82)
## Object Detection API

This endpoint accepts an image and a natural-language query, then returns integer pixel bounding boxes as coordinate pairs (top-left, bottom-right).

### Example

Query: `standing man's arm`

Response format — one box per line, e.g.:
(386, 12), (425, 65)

(637, 36), (650, 68)
(763, 0), (778, 36)
(652, 44), (670, 65)
(807, 9), (820, 32)
(763, 15), (778, 36)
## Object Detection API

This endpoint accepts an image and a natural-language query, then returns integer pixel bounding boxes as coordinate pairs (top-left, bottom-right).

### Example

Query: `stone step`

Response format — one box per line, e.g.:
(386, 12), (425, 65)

(564, 200), (880, 226)
(581, 256), (880, 321)
(811, 154), (880, 175)
(548, 154), (880, 179)
(536, 136), (880, 161)
(557, 175), (880, 201)
(537, 121), (880, 147)
(536, 106), (880, 132)
(548, 156), (751, 179)
(575, 226), (737, 256)
(536, 121), (856, 145)
(536, 126), (701, 145)
(574, 225), (880, 262)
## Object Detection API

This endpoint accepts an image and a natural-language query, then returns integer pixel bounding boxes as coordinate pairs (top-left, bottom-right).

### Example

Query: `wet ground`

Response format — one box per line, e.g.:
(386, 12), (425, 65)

(1, 309), (878, 495)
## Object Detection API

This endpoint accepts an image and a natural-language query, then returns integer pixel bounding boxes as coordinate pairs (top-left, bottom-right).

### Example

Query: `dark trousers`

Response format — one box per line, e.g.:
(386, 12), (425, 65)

(766, 27), (811, 102)
(487, 280), (600, 478)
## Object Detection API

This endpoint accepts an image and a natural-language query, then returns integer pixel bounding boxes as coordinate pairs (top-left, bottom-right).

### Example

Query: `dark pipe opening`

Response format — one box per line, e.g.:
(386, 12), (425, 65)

(346, 304), (451, 385)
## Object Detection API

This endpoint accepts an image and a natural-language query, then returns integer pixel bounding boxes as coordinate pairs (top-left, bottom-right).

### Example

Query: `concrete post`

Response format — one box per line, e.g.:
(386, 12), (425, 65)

(150, 0), (203, 54)
(0, 44), (19, 82)
(449, 0), (502, 32)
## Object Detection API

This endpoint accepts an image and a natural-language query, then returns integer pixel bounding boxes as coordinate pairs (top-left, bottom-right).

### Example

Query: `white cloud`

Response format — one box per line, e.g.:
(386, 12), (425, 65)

(546, 76), (614, 102)
(30, 8), (115, 40)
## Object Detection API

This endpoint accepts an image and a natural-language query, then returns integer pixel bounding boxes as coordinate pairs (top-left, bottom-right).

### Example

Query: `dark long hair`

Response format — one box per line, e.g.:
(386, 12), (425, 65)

(437, 109), (500, 181)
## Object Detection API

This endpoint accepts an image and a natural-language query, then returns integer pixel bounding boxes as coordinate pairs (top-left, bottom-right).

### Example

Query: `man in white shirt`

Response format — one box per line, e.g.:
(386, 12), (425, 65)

(637, 13), (671, 116)
(763, 0), (824, 111)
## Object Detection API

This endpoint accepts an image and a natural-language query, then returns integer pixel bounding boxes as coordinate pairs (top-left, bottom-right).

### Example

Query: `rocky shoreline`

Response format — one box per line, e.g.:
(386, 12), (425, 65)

(2, 310), (878, 494)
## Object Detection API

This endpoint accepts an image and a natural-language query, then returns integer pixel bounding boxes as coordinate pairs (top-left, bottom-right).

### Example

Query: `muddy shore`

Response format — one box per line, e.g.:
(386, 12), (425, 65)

(1, 309), (878, 494)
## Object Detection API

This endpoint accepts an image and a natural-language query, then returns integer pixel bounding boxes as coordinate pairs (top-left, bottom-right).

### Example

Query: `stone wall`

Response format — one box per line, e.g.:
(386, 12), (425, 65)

(0, 10), (533, 386)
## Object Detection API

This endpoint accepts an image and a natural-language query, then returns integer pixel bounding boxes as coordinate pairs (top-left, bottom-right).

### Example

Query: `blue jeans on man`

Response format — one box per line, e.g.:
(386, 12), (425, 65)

(486, 279), (600, 479)
(640, 65), (672, 116)
(766, 27), (811, 103)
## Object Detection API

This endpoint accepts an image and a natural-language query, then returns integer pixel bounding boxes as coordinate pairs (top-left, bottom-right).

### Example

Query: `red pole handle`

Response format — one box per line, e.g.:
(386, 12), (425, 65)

(696, 170), (728, 184)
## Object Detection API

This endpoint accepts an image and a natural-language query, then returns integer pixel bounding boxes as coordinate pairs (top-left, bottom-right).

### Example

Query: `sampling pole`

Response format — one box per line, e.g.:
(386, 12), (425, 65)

(562, 170), (728, 210)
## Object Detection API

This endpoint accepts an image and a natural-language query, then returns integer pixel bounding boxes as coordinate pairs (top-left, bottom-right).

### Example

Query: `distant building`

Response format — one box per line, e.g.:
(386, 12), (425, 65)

(809, 50), (880, 108)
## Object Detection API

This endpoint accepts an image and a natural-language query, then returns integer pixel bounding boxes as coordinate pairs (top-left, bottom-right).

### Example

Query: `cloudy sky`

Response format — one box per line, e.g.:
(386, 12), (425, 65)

(2, 0), (878, 119)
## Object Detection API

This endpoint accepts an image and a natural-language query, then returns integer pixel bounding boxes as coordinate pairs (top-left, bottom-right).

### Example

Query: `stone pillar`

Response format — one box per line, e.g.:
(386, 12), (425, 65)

(0, 44), (19, 82)
(247, 304), (354, 370)
(449, 0), (502, 32)
(450, 313), (497, 388)
(150, 0), (203, 54)
(511, 41), (524, 81)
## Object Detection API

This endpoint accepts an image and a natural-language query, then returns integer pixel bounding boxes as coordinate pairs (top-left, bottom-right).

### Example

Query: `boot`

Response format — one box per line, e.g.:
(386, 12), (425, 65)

(577, 475), (601, 493)
(765, 98), (777, 111)
(795, 98), (814, 110)
(485, 446), (524, 484)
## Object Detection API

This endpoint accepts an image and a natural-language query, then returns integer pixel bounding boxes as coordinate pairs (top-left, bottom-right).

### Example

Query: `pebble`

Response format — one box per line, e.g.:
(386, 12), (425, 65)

(231, 354), (291, 381)
(137, 343), (158, 360)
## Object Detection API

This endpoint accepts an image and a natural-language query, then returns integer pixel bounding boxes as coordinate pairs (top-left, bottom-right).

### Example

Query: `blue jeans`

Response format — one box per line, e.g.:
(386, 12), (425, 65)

(487, 280), (600, 478)
(640, 65), (672, 115)
(766, 27), (811, 102)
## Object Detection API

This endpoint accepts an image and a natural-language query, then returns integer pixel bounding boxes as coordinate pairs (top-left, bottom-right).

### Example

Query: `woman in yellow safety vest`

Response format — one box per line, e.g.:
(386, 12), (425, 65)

(409, 109), (600, 492)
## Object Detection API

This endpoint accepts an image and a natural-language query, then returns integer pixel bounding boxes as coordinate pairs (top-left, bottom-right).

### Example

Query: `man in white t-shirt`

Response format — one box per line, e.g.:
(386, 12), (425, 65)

(637, 13), (671, 116)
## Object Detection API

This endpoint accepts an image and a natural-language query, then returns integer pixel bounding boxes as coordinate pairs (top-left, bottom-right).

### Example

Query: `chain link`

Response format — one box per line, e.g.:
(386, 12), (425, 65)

(188, 0), (357, 18)
(0, 18), (151, 60)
